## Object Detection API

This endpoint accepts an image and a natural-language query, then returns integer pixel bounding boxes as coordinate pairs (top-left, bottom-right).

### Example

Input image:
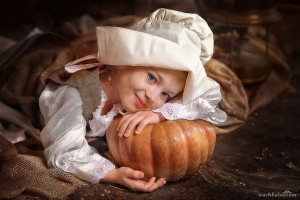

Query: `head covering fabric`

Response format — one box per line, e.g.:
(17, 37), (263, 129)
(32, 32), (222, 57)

(96, 8), (214, 104)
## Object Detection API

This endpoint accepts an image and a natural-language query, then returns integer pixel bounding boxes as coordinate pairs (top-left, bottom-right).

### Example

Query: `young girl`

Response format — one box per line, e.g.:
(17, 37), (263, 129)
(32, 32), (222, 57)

(39, 8), (226, 192)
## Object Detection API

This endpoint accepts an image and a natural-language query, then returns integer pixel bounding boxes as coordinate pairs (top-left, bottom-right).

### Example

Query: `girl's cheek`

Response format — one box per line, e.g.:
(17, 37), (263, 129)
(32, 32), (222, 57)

(153, 100), (165, 110)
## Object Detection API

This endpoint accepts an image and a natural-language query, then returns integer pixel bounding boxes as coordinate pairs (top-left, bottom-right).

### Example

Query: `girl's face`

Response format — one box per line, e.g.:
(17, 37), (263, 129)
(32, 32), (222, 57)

(113, 66), (187, 113)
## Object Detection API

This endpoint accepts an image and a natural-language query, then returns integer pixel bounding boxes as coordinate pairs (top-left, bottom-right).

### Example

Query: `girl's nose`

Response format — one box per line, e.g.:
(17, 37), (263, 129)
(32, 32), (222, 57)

(146, 90), (165, 109)
(146, 90), (160, 104)
(146, 90), (154, 102)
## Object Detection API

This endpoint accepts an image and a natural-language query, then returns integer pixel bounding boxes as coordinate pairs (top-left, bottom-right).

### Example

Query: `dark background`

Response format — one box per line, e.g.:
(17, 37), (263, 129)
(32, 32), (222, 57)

(0, 0), (299, 199)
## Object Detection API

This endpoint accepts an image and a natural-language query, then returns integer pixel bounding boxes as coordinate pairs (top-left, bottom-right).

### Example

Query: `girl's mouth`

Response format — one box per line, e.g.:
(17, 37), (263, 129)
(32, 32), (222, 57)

(135, 95), (146, 108)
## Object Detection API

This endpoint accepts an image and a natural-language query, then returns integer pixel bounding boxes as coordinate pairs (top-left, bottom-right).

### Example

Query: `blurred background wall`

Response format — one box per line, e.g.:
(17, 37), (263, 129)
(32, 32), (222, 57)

(0, 0), (299, 56)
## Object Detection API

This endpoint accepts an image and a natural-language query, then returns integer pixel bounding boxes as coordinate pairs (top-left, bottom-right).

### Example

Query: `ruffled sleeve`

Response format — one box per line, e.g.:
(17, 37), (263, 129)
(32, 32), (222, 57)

(153, 78), (227, 124)
(39, 81), (115, 184)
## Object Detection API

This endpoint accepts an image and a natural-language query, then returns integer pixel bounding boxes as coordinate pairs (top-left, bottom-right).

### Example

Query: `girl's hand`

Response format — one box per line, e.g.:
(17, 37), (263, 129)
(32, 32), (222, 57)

(101, 167), (166, 192)
(116, 111), (165, 137)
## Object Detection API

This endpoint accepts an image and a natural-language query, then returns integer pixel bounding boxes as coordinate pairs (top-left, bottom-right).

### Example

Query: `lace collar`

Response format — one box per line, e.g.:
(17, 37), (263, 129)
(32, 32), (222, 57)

(87, 80), (124, 137)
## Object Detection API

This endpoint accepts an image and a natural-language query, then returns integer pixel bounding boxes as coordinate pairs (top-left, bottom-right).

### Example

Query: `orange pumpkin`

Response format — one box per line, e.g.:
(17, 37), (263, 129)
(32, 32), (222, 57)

(106, 116), (216, 182)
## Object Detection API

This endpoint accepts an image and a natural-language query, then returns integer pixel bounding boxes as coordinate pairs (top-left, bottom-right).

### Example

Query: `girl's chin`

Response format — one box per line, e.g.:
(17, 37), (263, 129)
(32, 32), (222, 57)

(122, 106), (147, 114)
(121, 103), (151, 113)
(120, 104), (136, 113)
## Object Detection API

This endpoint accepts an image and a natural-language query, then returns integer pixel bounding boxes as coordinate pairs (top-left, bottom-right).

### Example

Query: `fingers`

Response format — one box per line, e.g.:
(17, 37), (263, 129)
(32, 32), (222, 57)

(125, 168), (144, 179)
(117, 114), (139, 137)
(116, 114), (131, 136)
(127, 176), (166, 192)
(129, 170), (166, 192)
(117, 112), (149, 137)
(120, 167), (166, 192)
(134, 120), (147, 134)
(142, 177), (166, 192)
(116, 111), (162, 137)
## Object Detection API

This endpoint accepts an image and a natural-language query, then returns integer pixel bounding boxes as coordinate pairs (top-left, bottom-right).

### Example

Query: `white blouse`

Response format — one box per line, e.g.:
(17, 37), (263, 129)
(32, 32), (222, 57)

(39, 82), (115, 184)
(39, 78), (226, 184)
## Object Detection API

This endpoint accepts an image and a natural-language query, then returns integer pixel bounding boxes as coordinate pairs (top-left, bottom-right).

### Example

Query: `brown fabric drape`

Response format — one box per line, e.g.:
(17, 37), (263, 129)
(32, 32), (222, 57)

(0, 33), (76, 129)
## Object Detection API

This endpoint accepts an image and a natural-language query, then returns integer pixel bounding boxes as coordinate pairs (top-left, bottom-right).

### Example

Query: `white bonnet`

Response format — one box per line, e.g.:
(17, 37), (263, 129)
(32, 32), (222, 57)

(96, 8), (215, 104)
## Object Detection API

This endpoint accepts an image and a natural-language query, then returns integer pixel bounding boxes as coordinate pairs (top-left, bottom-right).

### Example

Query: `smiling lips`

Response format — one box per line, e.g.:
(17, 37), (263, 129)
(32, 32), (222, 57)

(135, 95), (146, 108)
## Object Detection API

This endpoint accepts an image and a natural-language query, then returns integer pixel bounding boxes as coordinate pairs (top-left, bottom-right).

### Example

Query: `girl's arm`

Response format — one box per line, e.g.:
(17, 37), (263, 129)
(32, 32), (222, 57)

(39, 82), (115, 184)
(39, 82), (165, 191)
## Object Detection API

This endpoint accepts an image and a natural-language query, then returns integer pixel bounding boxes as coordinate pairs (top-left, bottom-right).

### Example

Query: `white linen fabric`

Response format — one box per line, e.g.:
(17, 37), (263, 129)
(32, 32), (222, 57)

(39, 82), (115, 184)
(153, 77), (227, 124)
(87, 89), (121, 137)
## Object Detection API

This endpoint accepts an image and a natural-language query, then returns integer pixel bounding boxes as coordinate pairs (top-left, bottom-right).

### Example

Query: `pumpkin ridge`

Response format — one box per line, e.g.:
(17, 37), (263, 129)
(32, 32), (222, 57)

(203, 124), (210, 162)
(118, 124), (128, 167)
(145, 125), (154, 180)
(165, 121), (174, 180)
(185, 120), (203, 176)
(203, 123), (216, 162)
(200, 121), (210, 164)
(132, 126), (150, 174)
(117, 129), (124, 166)
(167, 120), (188, 181)
(152, 122), (169, 180)
(178, 120), (190, 177)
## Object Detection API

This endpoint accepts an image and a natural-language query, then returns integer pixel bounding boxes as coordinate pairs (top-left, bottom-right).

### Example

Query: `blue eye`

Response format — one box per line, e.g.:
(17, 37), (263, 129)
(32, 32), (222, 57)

(147, 73), (156, 82)
(161, 92), (170, 100)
